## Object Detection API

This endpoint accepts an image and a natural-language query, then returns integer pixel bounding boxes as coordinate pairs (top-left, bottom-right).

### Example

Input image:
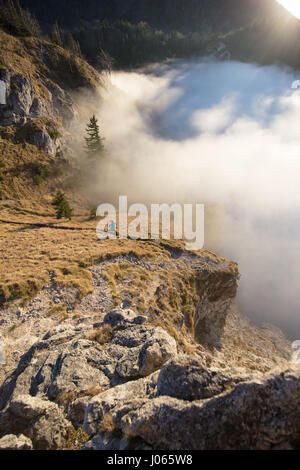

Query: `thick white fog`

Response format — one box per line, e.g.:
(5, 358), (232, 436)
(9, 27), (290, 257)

(74, 58), (300, 338)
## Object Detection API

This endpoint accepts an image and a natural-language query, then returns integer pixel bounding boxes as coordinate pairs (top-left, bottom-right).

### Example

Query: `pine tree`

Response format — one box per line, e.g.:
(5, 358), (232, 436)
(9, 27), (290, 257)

(85, 115), (104, 158)
(51, 21), (63, 47)
(51, 191), (73, 220)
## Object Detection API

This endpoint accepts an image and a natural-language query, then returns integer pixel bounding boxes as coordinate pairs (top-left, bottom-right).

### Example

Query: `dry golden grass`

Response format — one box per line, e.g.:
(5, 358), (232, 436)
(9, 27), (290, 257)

(102, 262), (154, 309)
(57, 386), (103, 406)
(57, 390), (77, 405)
(0, 29), (99, 97)
(86, 324), (114, 345)
(100, 412), (115, 433)
(0, 205), (184, 306)
(59, 427), (89, 451)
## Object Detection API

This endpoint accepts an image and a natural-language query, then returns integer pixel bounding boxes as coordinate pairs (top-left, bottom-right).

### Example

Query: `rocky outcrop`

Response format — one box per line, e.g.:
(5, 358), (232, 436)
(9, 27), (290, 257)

(0, 433), (33, 450)
(82, 359), (300, 450)
(0, 247), (296, 450)
(156, 355), (244, 401)
(0, 395), (69, 449)
(0, 335), (5, 365)
(0, 310), (177, 432)
(0, 70), (39, 126)
(0, 69), (76, 157)
(0, 302), (298, 450)
(0, 69), (76, 127)
(193, 259), (239, 345)
(119, 371), (300, 450)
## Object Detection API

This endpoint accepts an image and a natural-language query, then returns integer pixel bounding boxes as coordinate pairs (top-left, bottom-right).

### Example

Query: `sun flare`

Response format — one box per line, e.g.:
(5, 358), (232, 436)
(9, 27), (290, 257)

(277, 0), (300, 18)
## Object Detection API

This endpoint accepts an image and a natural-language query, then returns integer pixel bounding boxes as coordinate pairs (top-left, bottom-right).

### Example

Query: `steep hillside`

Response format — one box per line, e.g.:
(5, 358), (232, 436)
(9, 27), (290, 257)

(0, 28), (99, 200)
(222, 16), (300, 67)
(0, 26), (103, 304)
(0, 241), (296, 450)
(18, 0), (300, 70)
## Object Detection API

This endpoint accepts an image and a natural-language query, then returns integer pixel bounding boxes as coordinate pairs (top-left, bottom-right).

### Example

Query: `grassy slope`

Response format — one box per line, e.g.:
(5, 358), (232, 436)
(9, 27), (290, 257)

(0, 29), (237, 314)
(0, 28), (99, 303)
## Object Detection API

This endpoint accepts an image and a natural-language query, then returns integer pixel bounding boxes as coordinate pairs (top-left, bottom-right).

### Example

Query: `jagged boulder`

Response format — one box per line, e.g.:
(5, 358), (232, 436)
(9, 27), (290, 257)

(0, 70), (53, 126)
(42, 78), (77, 125)
(103, 308), (147, 327)
(29, 127), (56, 156)
(0, 327), (111, 410)
(0, 313), (177, 431)
(113, 325), (177, 379)
(83, 372), (159, 437)
(83, 432), (152, 451)
(0, 70), (76, 128)
(0, 434), (33, 450)
(0, 395), (70, 450)
(156, 355), (244, 401)
(119, 371), (300, 450)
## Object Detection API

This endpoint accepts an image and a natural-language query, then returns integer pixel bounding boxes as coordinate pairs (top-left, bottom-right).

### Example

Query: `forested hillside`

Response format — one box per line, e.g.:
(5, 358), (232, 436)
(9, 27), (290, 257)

(19, 0), (291, 33)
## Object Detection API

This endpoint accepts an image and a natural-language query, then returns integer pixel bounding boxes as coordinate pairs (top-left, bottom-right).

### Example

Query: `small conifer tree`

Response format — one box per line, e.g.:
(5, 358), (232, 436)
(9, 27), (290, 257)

(85, 115), (104, 158)
(51, 191), (73, 220)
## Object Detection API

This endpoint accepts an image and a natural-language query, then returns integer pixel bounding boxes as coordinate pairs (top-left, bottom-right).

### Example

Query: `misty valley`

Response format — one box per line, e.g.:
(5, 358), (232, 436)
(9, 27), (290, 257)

(93, 58), (300, 337)
(0, 0), (300, 453)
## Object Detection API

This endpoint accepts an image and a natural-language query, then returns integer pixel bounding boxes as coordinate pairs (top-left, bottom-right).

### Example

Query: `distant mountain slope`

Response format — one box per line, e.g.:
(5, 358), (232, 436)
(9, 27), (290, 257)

(224, 16), (300, 68)
(19, 0), (293, 33)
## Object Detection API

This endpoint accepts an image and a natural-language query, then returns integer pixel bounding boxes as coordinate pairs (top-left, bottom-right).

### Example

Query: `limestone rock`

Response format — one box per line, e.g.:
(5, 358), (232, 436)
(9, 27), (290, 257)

(0, 70), (36, 125)
(0, 395), (70, 450)
(104, 308), (147, 327)
(113, 325), (177, 379)
(157, 355), (243, 401)
(84, 372), (158, 437)
(0, 434), (33, 450)
(0, 69), (75, 127)
(67, 396), (90, 428)
(120, 371), (300, 450)
(83, 432), (152, 451)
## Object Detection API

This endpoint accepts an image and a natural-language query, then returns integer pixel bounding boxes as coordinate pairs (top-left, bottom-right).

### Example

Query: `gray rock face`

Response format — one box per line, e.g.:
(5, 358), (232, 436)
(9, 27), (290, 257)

(42, 78), (77, 125)
(193, 262), (239, 345)
(83, 432), (152, 451)
(113, 325), (177, 380)
(30, 128), (56, 156)
(0, 434), (33, 450)
(0, 395), (69, 450)
(119, 372), (300, 450)
(157, 356), (242, 401)
(0, 324), (111, 410)
(1, 321), (176, 407)
(0, 314), (177, 431)
(0, 70), (36, 125)
(0, 69), (76, 157)
(0, 69), (76, 128)
(0, 301), (298, 450)
(0, 80), (6, 105)
(83, 372), (159, 437)
(0, 335), (5, 365)
(104, 308), (147, 327)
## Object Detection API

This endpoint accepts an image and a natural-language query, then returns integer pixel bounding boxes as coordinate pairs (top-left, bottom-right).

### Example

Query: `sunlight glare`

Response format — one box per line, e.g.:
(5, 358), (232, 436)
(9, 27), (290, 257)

(277, 0), (300, 18)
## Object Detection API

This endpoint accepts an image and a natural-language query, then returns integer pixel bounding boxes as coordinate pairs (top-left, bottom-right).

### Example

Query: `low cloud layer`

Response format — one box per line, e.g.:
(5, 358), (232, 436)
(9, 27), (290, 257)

(74, 58), (300, 338)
